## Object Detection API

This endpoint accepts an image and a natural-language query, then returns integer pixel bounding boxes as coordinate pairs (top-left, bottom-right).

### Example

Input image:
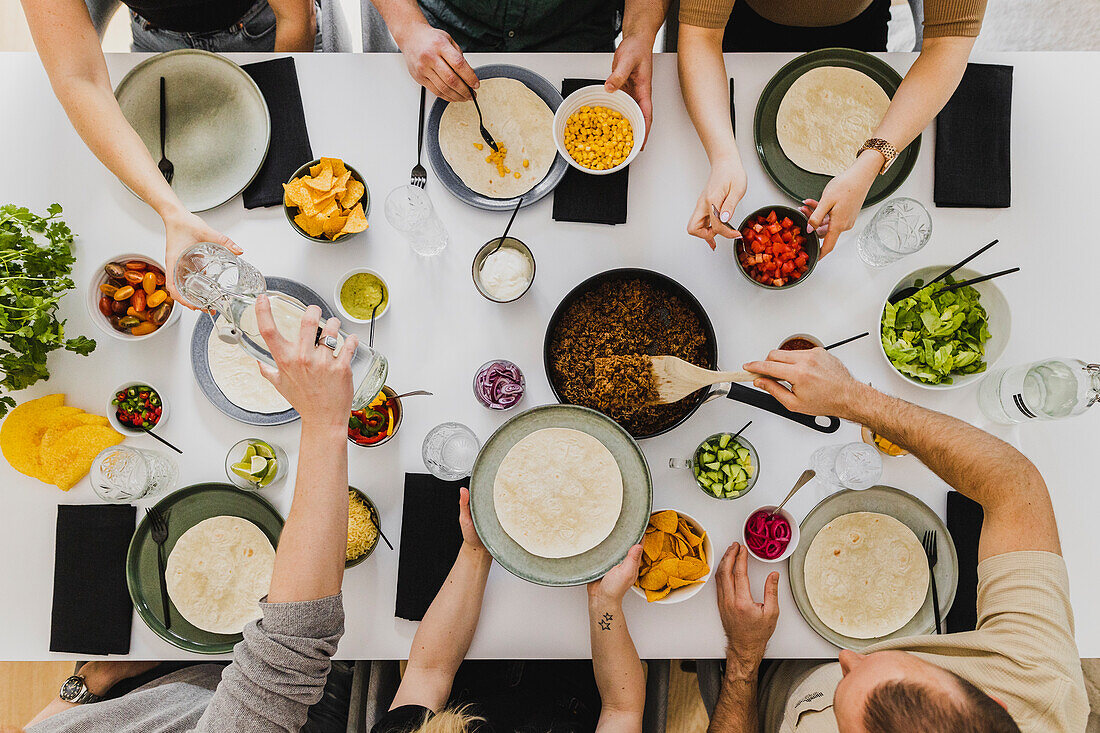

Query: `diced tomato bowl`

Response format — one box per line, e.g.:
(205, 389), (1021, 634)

(734, 206), (819, 290)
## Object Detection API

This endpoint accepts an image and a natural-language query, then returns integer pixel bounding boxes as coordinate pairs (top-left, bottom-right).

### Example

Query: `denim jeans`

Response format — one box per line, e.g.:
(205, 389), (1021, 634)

(128, 0), (322, 52)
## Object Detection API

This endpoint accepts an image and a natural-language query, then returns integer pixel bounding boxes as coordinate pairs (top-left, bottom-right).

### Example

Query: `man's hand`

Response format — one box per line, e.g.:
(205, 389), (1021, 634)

(163, 209), (242, 310)
(81, 660), (161, 696)
(254, 296), (357, 429)
(804, 151), (881, 257)
(716, 542), (779, 669)
(743, 347), (863, 420)
(458, 486), (487, 553)
(588, 543), (643, 605)
(688, 158), (747, 250)
(396, 22), (478, 102)
(605, 33), (654, 149)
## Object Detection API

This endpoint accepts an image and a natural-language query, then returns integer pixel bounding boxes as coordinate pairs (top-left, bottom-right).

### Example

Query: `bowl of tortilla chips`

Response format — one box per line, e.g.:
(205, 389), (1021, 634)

(632, 509), (712, 604)
(283, 157), (370, 243)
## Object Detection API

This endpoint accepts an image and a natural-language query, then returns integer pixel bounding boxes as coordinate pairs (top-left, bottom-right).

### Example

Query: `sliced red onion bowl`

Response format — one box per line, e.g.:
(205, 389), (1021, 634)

(474, 360), (526, 410)
(744, 509), (792, 560)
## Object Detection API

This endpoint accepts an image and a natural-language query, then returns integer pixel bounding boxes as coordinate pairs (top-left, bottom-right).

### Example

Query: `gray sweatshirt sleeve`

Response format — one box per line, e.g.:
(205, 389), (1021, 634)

(194, 593), (345, 733)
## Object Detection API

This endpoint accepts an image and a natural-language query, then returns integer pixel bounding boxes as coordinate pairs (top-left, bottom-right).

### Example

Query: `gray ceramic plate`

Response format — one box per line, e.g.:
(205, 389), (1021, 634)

(469, 404), (652, 586)
(426, 64), (568, 211)
(190, 277), (333, 426)
(789, 486), (958, 651)
(115, 49), (270, 212)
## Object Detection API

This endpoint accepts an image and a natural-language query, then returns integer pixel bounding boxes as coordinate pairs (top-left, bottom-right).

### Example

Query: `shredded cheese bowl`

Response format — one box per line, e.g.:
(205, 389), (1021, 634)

(346, 487), (381, 567)
(553, 86), (645, 176)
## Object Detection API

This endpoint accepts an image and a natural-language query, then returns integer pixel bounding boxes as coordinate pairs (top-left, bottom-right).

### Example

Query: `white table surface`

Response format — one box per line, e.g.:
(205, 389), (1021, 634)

(0, 50), (1097, 661)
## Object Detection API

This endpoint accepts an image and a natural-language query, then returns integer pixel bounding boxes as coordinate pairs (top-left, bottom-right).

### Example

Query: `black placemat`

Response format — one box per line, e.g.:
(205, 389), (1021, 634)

(934, 63), (1012, 208)
(395, 474), (466, 621)
(242, 57), (313, 209)
(946, 491), (984, 633)
(551, 78), (629, 225)
(50, 504), (136, 655)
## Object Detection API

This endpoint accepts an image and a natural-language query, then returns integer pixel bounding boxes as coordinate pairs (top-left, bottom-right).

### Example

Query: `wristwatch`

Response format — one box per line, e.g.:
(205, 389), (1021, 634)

(59, 675), (103, 705)
(857, 138), (899, 174)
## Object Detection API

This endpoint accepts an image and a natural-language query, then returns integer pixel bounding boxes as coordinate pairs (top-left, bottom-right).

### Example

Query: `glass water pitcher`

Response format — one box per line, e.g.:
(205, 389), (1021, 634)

(978, 358), (1100, 424)
(175, 243), (388, 410)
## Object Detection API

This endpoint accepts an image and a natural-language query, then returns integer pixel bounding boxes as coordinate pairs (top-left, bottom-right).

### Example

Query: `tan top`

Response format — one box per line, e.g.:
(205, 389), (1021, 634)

(680, 0), (987, 38)
(761, 551), (1089, 733)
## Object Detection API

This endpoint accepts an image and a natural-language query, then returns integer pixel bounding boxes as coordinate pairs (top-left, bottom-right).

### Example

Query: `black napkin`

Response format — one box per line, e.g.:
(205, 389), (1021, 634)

(551, 79), (630, 225)
(934, 63), (1012, 208)
(395, 474), (466, 621)
(241, 57), (313, 209)
(50, 504), (136, 655)
(946, 491), (984, 633)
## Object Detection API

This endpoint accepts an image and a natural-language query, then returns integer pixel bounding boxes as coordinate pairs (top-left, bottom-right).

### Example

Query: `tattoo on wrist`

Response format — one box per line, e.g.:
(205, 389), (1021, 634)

(598, 612), (613, 631)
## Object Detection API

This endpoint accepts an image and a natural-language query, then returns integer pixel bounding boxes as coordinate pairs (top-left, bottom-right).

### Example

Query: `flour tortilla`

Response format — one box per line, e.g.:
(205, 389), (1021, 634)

(493, 428), (623, 559)
(438, 77), (556, 198)
(804, 512), (929, 639)
(165, 516), (276, 634)
(776, 66), (891, 176)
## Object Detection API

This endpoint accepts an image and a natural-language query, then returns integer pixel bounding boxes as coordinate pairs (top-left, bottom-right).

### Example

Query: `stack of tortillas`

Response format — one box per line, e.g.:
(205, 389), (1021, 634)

(776, 66), (891, 176)
(166, 516), (276, 634)
(803, 512), (928, 639)
(493, 428), (623, 558)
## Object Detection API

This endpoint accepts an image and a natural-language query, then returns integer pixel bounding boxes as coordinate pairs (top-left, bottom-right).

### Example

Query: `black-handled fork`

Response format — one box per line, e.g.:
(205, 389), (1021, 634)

(146, 507), (172, 629)
(410, 86), (427, 188)
(923, 529), (942, 634)
(157, 77), (174, 185)
(459, 79), (498, 152)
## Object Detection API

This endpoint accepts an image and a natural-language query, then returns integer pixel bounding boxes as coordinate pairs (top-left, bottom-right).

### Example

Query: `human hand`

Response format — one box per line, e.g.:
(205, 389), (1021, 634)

(804, 152), (880, 257)
(742, 347), (863, 420)
(605, 34), (653, 149)
(254, 295), (357, 430)
(81, 660), (161, 696)
(587, 543), (643, 605)
(396, 22), (478, 102)
(715, 542), (778, 669)
(163, 210), (242, 310)
(687, 158), (747, 250)
(458, 487), (487, 553)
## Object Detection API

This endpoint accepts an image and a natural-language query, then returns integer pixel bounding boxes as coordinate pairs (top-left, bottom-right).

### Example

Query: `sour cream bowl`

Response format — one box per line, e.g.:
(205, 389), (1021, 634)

(472, 236), (535, 303)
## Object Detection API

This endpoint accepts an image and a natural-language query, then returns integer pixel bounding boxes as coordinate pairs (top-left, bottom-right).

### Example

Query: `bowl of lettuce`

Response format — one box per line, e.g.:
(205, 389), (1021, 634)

(879, 266), (1010, 390)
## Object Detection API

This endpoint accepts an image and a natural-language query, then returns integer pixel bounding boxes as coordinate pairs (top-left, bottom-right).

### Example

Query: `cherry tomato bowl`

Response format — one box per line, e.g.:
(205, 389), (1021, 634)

(734, 206), (819, 291)
(348, 386), (402, 448)
(86, 253), (180, 342)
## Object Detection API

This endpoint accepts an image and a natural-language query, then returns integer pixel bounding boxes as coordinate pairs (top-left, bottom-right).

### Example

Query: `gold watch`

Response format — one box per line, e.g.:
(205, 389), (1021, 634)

(857, 138), (899, 174)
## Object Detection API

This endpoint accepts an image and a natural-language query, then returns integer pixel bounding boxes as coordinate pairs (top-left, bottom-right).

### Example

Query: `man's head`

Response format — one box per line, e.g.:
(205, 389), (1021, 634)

(833, 650), (1021, 733)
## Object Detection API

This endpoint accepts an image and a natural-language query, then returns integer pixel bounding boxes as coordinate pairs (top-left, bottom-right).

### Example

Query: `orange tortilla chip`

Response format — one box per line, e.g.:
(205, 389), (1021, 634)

(642, 531), (664, 561)
(657, 557), (680, 575)
(638, 568), (668, 591)
(331, 170), (351, 195)
(677, 558), (709, 581)
(305, 162), (334, 191)
(341, 203), (369, 234)
(294, 213), (326, 238)
(323, 215), (348, 239)
(319, 157), (348, 178)
(644, 587), (671, 602)
(339, 179), (365, 209)
(668, 576), (702, 590)
(650, 510), (679, 533)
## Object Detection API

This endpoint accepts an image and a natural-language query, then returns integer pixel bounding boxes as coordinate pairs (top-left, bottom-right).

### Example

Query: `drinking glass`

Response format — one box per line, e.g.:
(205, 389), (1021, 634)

(810, 442), (882, 494)
(422, 422), (480, 480)
(90, 445), (178, 503)
(856, 197), (932, 267)
(384, 185), (450, 256)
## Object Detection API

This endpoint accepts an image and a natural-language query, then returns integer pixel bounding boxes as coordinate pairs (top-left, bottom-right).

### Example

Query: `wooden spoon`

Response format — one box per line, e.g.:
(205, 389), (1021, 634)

(646, 355), (758, 405)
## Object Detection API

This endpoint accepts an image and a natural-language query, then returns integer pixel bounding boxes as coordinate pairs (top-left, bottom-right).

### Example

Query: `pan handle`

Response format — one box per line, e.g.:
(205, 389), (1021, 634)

(723, 383), (841, 433)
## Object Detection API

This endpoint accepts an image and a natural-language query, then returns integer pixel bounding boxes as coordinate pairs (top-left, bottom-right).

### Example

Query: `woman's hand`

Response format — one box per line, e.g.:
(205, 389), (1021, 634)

(804, 152), (881, 257)
(162, 209), (241, 309)
(458, 486), (487, 553)
(587, 543), (643, 605)
(605, 32), (654, 149)
(688, 158), (747, 250)
(395, 22), (479, 102)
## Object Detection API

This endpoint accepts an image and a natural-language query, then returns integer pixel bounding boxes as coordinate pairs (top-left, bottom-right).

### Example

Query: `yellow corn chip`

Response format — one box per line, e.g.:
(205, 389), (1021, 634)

(323, 215), (348, 239)
(319, 157), (348, 178)
(638, 568), (668, 591)
(650, 510), (679, 533)
(339, 179), (365, 209)
(642, 530), (664, 561)
(341, 203), (369, 234)
(331, 170), (351, 195)
(294, 213), (326, 238)
(668, 577), (702, 590)
(309, 162), (323, 177)
(677, 558), (709, 581)
(674, 537), (690, 558)
(644, 587), (672, 602)
(657, 557), (680, 575)
(305, 162), (334, 191)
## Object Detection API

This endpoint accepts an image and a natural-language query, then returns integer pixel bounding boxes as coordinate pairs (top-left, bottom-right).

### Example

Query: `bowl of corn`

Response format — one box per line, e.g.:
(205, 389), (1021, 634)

(553, 86), (645, 175)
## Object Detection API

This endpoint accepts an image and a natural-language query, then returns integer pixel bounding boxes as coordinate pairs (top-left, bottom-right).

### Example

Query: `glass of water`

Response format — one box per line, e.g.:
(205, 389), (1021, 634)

(422, 422), (480, 480)
(856, 197), (932, 267)
(384, 185), (450, 256)
(810, 442), (882, 493)
(90, 445), (179, 503)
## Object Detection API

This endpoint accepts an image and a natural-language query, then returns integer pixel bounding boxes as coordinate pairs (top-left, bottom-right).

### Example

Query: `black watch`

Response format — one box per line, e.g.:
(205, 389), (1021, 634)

(59, 675), (103, 704)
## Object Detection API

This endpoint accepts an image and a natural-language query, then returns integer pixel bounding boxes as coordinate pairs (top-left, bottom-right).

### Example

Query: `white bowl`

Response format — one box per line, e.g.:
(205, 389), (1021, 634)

(878, 265), (1011, 391)
(333, 268), (389, 325)
(630, 509), (713, 605)
(106, 381), (169, 434)
(552, 86), (645, 176)
(778, 332), (824, 351)
(742, 505), (800, 564)
(87, 253), (181, 342)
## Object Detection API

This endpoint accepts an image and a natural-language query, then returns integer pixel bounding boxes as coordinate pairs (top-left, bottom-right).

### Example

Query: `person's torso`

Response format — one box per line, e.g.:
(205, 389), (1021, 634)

(123, 0), (256, 32)
(417, 0), (622, 52)
(744, 0), (874, 27)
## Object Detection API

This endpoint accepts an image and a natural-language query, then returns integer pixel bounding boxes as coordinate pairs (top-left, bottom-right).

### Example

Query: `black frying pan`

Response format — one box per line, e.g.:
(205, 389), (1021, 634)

(543, 268), (840, 439)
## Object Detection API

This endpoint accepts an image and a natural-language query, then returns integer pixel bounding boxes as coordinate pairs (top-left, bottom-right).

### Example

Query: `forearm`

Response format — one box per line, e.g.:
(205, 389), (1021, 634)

(707, 652), (759, 733)
(871, 36), (975, 151)
(588, 595), (645, 728)
(266, 421), (349, 603)
(678, 27), (742, 167)
(623, 0), (669, 40)
(370, 0), (431, 45)
(271, 0), (316, 51)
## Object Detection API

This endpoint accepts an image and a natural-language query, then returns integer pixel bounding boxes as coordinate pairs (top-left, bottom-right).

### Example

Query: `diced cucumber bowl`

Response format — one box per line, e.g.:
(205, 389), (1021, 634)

(691, 432), (758, 500)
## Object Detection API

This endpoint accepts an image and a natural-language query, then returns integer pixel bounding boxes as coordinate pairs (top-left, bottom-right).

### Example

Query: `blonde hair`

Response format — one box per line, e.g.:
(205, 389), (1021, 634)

(407, 705), (483, 733)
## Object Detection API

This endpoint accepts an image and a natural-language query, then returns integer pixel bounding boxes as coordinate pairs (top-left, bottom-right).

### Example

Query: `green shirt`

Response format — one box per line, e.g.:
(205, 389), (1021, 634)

(419, 0), (623, 51)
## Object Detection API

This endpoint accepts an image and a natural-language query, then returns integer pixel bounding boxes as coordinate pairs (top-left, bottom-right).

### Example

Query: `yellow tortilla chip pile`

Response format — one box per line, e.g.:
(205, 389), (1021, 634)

(284, 157), (368, 241)
(635, 510), (709, 602)
(0, 394), (123, 491)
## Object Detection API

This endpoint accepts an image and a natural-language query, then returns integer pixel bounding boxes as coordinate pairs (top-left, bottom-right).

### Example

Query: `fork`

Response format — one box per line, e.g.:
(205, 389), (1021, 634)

(146, 507), (172, 629)
(410, 86), (427, 189)
(922, 529), (941, 634)
(459, 78), (498, 152)
(157, 77), (174, 185)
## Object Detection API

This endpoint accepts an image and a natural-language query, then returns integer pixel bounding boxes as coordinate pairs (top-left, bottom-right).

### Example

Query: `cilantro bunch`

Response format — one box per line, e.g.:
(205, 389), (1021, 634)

(0, 204), (95, 416)
(881, 278), (991, 385)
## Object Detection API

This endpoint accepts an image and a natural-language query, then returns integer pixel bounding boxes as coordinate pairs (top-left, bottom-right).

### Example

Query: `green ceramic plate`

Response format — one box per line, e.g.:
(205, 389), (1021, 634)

(126, 483), (284, 654)
(788, 486), (957, 652)
(469, 405), (652, 586)
(753, 48), (920, 208)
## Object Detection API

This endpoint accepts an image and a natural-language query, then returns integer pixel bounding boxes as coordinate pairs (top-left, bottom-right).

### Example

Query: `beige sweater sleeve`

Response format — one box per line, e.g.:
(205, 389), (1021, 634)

(923, 0), (988, 37)
(678, 0), (736, 29)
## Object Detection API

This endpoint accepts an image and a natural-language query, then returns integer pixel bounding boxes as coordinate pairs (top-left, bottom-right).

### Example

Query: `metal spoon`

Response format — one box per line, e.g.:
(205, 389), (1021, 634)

(771, 469), (816, 516)
(388, 390), (433, 401)
(489, 196), (523, 257)
(712, 205), (743, 239)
